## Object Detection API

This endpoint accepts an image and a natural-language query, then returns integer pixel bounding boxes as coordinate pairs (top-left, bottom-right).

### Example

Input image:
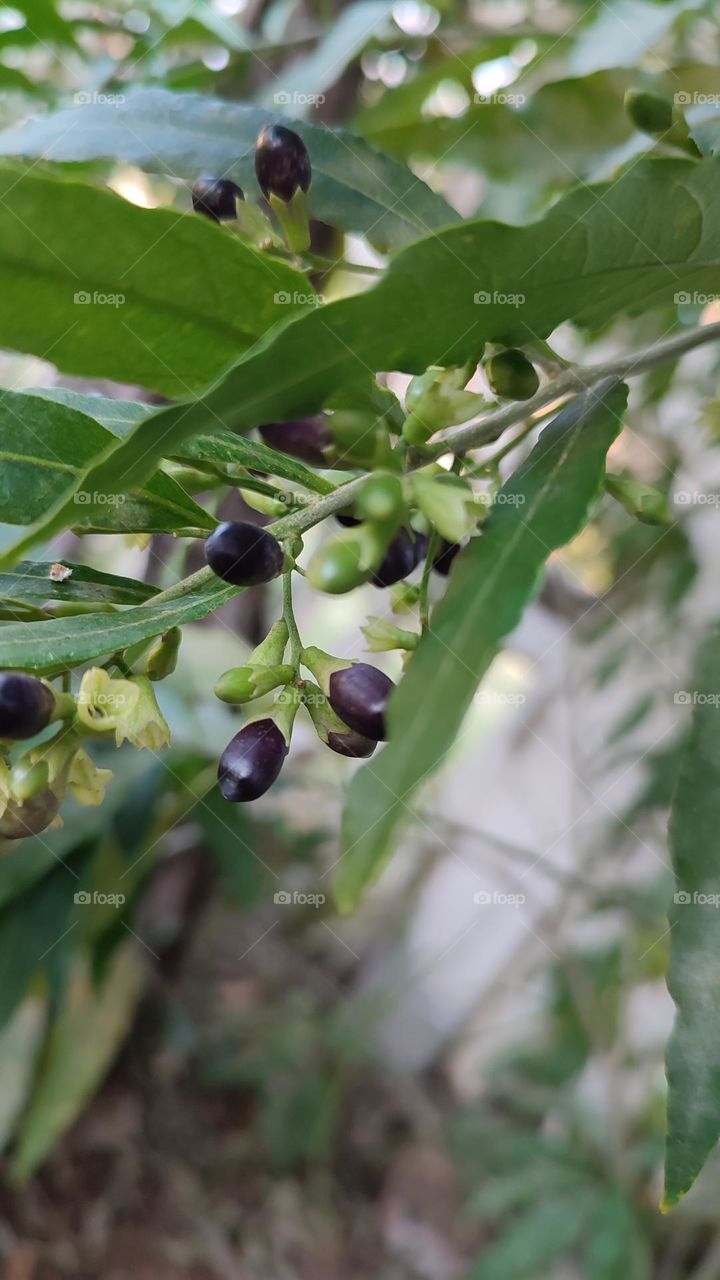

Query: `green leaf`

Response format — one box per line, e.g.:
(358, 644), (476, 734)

(337, 380), (627, 911)
(582, 1189), (650, 1280)
(468, 1193), (595, 1279)
(0, 999), (46, 1153)
(103, 155), (720, 496)
(174, 431), (335, 494)
(0, 561), (158, 606)
(0, 164), (310, 394)
(0, 388), (213, 561)
(664, 622), (720, 1208)
(0, 862), (75, 1030)
(11, 944), (146, 1180)
(0, 89), (459, 251)
(0, 573), (239, 673)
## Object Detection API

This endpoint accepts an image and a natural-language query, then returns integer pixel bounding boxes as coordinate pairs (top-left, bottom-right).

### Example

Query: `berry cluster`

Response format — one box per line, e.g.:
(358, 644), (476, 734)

(0, 126), (552, 835)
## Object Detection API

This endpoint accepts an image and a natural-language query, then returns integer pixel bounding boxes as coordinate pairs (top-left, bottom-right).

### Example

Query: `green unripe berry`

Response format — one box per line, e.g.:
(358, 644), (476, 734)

(624, 89), (674, 136)
(307, 535), (370, 594)
(355, 472), (405, 525)
(214, 663), (297, 704)
(486, 349), (539, 401)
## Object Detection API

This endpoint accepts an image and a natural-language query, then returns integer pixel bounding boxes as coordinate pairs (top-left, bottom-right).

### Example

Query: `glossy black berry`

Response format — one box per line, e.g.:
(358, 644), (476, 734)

(326, 727), (377, 758)
(433, 539), (461, 577)
(255, 125), (311, 203)
(205, 521), (284, 587)
(328, 664), (394, 742)
(191, 176), (243, 222)
(0, 673), (54, 741)
(371, 529), (417, 588)
(259, 415), (331, 466)
(412, 532), (429, 567)
(335, 510), (362, 528)
(218, 720), (287, 802)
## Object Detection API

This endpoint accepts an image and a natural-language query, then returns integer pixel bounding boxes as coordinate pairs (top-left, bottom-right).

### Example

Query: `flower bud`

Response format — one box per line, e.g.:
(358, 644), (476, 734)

(302, 647), (394, 741)
(361, 617), (418, 653)
(326, 411), (392, 470)
(214, 663), (296, 705)
(412, 472), (476, 544)
(259, 416), (332, 466)
(0, 673), (56, 741)
(605, 472), (671, 526)
(486, 348), (539, 401)
(144, 628), (181, 681)
(192, 176), (243, 222)
(403, 363), (483, 445)
(301, 682), (376, 758)
(205, 520), (285, 587)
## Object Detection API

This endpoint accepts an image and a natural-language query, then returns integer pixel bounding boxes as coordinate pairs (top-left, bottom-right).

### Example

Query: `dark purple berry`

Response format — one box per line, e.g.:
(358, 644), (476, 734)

(205, 521), (284, 587)
(255, 125), (311, 203)
(335, 510), (361, 528)
(191, 176), (242, 222)
(371, 529), (417, 588)
(433, 539), (461, 577)
(328, 664), (394, 742)
(218, 720), (287, 802)
(326, 728), (377, 758)
(0, 672), (54, 741)
(412, 532), (429, 567)
(259, 416), (331, 466)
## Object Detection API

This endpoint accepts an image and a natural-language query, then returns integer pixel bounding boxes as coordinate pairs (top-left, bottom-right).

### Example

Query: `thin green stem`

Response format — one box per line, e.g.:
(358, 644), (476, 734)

(282, 571), (303, 668)
(418, 529), (439, 632)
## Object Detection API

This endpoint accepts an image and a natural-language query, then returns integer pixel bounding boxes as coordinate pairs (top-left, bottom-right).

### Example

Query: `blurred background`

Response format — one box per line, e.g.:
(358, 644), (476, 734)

(2, 0), (720, 1276)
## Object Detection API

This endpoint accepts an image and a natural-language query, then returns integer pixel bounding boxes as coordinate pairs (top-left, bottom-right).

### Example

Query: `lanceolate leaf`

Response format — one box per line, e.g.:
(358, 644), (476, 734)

(0, 89), (459, 251)
(0, 562), (158, 606)
(0, 573), (238, 672)
(11, 945), (146, 1181)
(0, 388), (212, 562)
(664, 623), (720, 1208)
(0, 165), (310, 394)
(79, 156), (720, 501)
(336, 380), (628, 911)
